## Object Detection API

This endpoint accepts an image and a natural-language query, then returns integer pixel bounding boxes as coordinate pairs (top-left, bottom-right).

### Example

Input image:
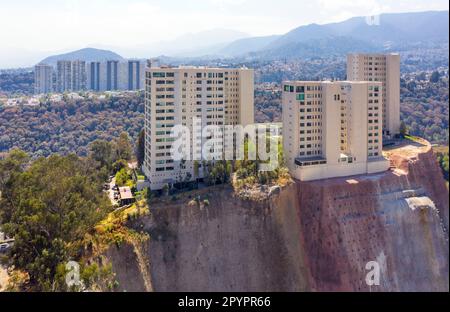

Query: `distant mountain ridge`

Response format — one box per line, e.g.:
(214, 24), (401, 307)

(36, 10), (449, 65)
(218, 35), (280, 57)
(218, 10), (449, 59)
(39, 48), (125, 66)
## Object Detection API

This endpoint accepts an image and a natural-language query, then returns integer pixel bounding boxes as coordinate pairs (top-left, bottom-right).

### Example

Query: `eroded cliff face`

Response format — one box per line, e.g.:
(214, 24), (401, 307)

(106, 145), (449, 292)
(296, 147), (449, 291)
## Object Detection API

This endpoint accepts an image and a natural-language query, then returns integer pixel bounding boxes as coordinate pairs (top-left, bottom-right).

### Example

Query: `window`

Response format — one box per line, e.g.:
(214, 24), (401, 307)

(296, 93), (305, 101)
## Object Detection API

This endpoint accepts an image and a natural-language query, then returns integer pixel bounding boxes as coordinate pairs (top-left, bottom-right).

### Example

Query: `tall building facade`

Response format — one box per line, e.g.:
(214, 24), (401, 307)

(128, 60), (145, 90)
(347, 53), (401, 138)
(88, 62), (101, 91)
(282, 80), (389, 181)
(56, 60), (72, 93)
(85, 60), (143, 92)
(71, 60), (87, 91)
(143, 65), (254, 190)
(34, 64), (53, 94)
(57, 60), (87, 92)
(106, 60), (119, 91)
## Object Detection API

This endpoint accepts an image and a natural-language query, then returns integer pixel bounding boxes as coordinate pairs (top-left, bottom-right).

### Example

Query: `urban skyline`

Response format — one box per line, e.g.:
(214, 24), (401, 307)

(35, 59), (147, 93)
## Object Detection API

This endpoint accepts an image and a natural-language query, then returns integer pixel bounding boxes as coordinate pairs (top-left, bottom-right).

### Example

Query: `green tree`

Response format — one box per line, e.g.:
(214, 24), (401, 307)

(436, 152), (449, 181)
(114, 132), (133, 161)
(0, 153), (110, 291)
(193, 160), (200, 185)
(0, 148), (29, 191)
(115, 168), (131, 187)
(430, 71), (440, 83)
(399, 121), (408, 137)
(112, 159), (128, 174)
(88, 140), (113, 170)
(136, 128), (145, 168)
(162, 183), (169, 196)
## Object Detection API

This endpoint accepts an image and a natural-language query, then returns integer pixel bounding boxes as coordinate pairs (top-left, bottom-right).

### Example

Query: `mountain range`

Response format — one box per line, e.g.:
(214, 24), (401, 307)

(36, 10), (449, 66)
(217, 10), (449, 59)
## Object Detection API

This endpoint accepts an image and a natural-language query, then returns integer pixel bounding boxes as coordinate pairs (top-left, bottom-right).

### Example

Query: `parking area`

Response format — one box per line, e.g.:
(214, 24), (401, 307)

(104, 176), (119, 206)
(104, 177), (135, 207)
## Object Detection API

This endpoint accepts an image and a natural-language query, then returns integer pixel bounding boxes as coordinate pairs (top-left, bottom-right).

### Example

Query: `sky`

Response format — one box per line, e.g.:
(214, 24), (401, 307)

(0, 0), (448, 68)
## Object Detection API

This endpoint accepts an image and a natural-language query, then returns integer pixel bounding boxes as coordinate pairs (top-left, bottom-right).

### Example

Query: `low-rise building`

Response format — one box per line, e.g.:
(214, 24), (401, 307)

(118, 186), (135, 206)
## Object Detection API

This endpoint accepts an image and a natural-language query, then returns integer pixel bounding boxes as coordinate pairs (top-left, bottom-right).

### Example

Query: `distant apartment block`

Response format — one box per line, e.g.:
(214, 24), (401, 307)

(347, 53), (401, 138)
(128, 60), (146, 91)
(56, 60), (87, 92)
(37, 60), (146, 94)
(282, 81), (389, 181)
(56, 61), (72, 92)
(106, 60), (119, 91)
(71, 60), (87, 91)
(88, 61), (101, 91)
(34, 64), (53, 94)
(143, 65), (254, 190)
(86, 60), (145, 92)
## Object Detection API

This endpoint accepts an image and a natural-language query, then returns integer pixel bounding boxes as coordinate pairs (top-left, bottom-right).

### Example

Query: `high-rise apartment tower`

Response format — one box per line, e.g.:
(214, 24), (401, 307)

(143, 65), (254, 190)
(282, 80), (389, 181)
(347, 53), (401, 138)
(34, 64), (53, 94)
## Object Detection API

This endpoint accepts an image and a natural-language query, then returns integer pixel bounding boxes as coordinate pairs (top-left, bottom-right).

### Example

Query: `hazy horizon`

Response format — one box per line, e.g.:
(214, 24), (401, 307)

(0, 0), (449, 68)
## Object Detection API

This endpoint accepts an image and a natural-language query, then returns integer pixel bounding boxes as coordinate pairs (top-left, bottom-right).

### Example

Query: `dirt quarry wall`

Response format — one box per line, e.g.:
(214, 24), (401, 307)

(296, 148), (449, 291)
(107, 147), (449, 292)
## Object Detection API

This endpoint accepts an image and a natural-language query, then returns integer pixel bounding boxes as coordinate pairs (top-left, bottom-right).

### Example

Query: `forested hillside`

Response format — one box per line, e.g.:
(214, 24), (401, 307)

(401, 72), (449, 144)
(0, 70), (448, 159)
(0, 93), (144, 157)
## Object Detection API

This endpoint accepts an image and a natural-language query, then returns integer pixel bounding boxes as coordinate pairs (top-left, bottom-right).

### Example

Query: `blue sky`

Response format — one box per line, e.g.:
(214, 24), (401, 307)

(0, 0), (448, 67)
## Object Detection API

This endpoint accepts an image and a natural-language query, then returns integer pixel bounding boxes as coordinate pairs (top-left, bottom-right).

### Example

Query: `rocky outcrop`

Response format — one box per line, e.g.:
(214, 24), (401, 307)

(106, 144), (449, 291)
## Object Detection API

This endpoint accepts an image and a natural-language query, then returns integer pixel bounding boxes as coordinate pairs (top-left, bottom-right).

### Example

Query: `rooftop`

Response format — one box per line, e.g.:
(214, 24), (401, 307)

(119, 187), (134, 200)
(147, 65), (250, 71)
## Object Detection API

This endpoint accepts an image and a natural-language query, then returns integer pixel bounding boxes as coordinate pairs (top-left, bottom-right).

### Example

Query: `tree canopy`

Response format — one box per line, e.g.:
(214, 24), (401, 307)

(0, 151), (111, 291)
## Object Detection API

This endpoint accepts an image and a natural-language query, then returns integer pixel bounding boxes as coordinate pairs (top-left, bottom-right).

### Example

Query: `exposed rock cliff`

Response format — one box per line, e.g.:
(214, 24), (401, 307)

(105, 141), (449, 291)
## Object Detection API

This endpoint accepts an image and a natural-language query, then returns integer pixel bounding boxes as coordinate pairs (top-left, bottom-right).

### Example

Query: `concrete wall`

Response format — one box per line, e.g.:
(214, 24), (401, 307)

(292, 158), (389, 181)
(239, 69), (255, 127)
(386, 54), (401, 136)
(323, 83), (340, 165)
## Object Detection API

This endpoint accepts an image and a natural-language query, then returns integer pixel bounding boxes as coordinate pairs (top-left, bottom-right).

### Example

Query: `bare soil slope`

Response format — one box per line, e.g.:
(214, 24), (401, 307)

(106, 141), (449, 291)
